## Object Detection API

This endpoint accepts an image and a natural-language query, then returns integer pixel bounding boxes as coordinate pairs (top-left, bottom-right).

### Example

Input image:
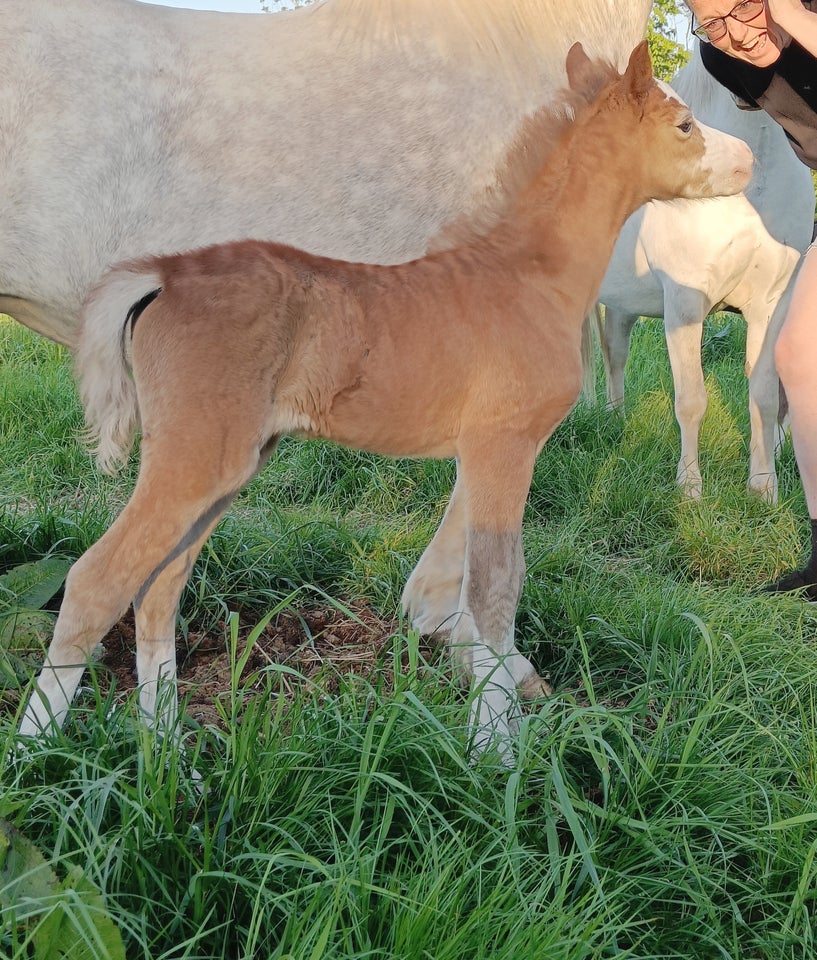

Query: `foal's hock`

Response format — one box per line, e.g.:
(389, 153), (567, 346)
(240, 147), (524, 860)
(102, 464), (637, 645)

(20, 42), (752, 760)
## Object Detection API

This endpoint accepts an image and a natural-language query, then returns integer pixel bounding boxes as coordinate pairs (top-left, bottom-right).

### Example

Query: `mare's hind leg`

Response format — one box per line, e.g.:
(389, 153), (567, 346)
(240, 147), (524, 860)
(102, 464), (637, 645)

(743, 292), (788, 504)
(452, 437), (539, 761)
(402, 464), (548, 699)
(20, 429), (267, 737)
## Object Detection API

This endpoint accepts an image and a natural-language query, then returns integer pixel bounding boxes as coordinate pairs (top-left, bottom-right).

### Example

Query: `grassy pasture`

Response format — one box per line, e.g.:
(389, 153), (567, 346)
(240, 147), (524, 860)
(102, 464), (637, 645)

(1, 314), (816, 959)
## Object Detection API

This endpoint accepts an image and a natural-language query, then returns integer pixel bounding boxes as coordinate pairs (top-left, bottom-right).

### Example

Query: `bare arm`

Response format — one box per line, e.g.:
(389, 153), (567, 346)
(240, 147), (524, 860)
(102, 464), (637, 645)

(767, 0), (817, 57)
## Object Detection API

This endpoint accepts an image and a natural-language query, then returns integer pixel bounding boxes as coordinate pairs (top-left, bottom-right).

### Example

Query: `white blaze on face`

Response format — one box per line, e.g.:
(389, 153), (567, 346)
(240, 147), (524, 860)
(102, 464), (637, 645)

(657, 80), (753, 198)
(696, 118), (754, 194)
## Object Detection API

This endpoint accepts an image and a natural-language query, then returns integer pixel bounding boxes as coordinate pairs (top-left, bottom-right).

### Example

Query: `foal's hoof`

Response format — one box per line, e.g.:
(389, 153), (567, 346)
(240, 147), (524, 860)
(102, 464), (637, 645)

(519, 673), (553, 700)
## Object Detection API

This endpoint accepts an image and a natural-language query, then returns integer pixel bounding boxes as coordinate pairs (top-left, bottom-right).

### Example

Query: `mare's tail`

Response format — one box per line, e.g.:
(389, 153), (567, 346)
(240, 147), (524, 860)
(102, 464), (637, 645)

(76, 265), (163, 474)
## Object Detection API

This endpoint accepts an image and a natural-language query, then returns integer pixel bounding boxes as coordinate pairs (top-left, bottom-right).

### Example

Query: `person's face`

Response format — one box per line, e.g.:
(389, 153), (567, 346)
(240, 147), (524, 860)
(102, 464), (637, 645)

(688, 0), (786, 67)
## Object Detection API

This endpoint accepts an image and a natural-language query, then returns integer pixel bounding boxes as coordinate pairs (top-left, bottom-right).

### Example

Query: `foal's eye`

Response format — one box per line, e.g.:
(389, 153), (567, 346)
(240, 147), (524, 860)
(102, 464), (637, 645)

(678, 119), (694, 135)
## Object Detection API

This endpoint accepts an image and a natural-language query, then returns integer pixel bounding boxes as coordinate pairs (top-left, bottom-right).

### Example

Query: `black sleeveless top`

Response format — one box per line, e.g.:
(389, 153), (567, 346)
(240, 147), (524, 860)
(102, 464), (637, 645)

(699, 7), (817, 168)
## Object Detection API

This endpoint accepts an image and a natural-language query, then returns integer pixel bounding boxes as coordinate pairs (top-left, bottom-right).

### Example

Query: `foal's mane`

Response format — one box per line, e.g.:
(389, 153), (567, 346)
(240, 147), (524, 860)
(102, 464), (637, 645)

(427, 55), (620, 252)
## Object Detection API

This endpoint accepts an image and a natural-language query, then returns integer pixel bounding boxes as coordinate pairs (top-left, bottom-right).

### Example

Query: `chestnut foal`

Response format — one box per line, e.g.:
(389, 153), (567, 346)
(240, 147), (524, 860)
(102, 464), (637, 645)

(21, 42), (752, 760)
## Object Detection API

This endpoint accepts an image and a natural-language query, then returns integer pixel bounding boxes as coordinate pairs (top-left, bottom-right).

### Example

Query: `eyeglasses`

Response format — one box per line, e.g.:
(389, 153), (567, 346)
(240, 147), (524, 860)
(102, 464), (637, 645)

(692, 0), (765, 42)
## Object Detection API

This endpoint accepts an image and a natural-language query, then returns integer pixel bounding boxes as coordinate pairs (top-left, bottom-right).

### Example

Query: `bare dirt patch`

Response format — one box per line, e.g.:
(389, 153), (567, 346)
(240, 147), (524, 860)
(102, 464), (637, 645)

(99, 603), (441, 726)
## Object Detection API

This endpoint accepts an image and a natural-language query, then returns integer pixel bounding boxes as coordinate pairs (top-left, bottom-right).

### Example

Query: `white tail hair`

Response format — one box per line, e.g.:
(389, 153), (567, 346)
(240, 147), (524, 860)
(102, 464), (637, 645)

(76, 266), (162, 474)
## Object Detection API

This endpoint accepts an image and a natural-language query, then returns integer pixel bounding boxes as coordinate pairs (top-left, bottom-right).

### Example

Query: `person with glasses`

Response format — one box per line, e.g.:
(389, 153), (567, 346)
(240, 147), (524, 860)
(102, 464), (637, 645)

(687, 0), (817, 599)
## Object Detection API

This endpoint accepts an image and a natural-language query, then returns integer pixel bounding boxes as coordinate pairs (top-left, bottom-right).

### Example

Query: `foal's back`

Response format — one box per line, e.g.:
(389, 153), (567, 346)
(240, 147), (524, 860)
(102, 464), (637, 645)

(134, 229), (581, 461)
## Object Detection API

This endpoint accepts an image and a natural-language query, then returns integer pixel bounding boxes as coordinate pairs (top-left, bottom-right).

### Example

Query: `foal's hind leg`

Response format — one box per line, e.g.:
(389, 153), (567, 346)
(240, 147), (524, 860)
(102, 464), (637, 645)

(18, 490), (197, 736)
(20, 429), (266, 737)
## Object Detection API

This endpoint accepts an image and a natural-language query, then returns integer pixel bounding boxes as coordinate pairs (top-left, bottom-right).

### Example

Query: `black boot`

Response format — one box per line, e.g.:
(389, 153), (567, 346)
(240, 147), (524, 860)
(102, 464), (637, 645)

(763, 518), (817, 601)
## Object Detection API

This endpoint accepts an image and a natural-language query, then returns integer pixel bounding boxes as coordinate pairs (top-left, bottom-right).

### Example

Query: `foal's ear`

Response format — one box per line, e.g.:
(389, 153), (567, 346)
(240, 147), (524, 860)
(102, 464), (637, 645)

(622, 39), (654, 100)
(565, 42), (597, 96)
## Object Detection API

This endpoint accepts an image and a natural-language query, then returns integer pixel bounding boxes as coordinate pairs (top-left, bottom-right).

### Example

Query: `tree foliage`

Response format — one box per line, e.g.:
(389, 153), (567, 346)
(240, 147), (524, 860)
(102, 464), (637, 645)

(649, 0), (691, 81)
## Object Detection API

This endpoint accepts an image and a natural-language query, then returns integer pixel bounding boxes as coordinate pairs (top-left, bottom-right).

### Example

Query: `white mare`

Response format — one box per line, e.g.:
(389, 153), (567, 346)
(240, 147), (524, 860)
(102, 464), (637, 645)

(5, 0), (655, 742)
(1, 0), (651, 346)
(596, 41), (815, 502)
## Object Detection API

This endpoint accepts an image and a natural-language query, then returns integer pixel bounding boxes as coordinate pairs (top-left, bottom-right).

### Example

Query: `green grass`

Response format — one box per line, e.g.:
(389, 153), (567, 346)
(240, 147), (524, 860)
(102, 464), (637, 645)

(1, 315), (817, 959)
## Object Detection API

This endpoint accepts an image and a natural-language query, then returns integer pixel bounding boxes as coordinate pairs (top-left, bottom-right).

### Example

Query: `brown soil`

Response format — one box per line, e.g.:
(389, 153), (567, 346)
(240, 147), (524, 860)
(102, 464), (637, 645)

(97, 603), (442, 726)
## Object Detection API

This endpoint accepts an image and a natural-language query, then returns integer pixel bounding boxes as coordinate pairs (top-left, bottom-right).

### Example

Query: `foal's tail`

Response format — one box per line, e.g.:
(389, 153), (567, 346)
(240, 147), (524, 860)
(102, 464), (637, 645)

(76, 265), (163, 474)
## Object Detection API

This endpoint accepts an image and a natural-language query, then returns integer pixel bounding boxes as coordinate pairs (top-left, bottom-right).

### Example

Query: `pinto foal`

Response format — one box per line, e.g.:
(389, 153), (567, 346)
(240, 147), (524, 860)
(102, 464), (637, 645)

(20, 42), (752, 759)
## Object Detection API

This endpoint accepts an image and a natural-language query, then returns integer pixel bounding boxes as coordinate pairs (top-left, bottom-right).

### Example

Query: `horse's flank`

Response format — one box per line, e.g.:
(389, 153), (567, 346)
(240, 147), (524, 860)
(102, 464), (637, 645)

(81, 45), (752, 476)
(82, 56), (625, 471)
(0, 0), (653, 347)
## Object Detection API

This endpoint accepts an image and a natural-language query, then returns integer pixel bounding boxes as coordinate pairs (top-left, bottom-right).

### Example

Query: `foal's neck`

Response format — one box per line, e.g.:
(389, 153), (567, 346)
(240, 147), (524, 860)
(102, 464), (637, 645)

(494, 108), (647, 301)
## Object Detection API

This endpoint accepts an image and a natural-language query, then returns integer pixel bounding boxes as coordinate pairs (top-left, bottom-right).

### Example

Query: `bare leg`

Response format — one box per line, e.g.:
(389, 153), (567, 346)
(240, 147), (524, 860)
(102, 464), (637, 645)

(769, 245), (817, 597)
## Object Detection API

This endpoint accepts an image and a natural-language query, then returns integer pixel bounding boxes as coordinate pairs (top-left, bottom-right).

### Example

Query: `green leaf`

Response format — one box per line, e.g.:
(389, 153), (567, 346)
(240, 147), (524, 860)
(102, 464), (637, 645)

(0, 557), (72, 612)
(0, 819), (59, 905)
(35, 868), (126, 960)
(0, 608), (55, 653)
(0, 822), (125, 960)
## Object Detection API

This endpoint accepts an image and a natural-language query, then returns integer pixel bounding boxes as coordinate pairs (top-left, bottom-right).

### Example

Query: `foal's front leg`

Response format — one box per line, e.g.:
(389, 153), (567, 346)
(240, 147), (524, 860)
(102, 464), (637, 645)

(402, 464), (547, 700)
(402, 467), (467, 637)
(454, 439), (539, 762)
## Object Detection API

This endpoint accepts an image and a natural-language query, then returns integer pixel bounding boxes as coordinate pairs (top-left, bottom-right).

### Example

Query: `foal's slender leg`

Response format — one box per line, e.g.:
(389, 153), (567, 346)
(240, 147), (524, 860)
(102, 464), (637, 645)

(599, 307), (638, 409)
(20, 427), (267, 736)
(663, 286), (710, 498)
(402, 463), (548, 698)
(131, 510), (228, 730)
(452, 437), (538, 761)
(18, 488), (204, 736)
(402, 466), (467, 637)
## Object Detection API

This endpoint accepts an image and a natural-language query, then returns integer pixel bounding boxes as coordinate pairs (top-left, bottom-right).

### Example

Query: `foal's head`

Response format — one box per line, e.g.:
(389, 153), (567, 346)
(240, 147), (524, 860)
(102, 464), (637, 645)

(562, 40), (753, 202)
(429, 41), (752, 253)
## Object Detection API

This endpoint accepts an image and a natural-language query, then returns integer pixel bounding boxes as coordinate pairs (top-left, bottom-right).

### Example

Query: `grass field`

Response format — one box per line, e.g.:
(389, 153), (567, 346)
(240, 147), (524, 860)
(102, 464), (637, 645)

(1, 314), (816, 959)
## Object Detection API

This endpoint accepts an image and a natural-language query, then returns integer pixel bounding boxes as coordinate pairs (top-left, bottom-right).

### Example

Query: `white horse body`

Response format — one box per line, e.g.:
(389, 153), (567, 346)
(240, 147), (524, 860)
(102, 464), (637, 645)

(597, 42), (815, 502)
(0, 0), (652, 348)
